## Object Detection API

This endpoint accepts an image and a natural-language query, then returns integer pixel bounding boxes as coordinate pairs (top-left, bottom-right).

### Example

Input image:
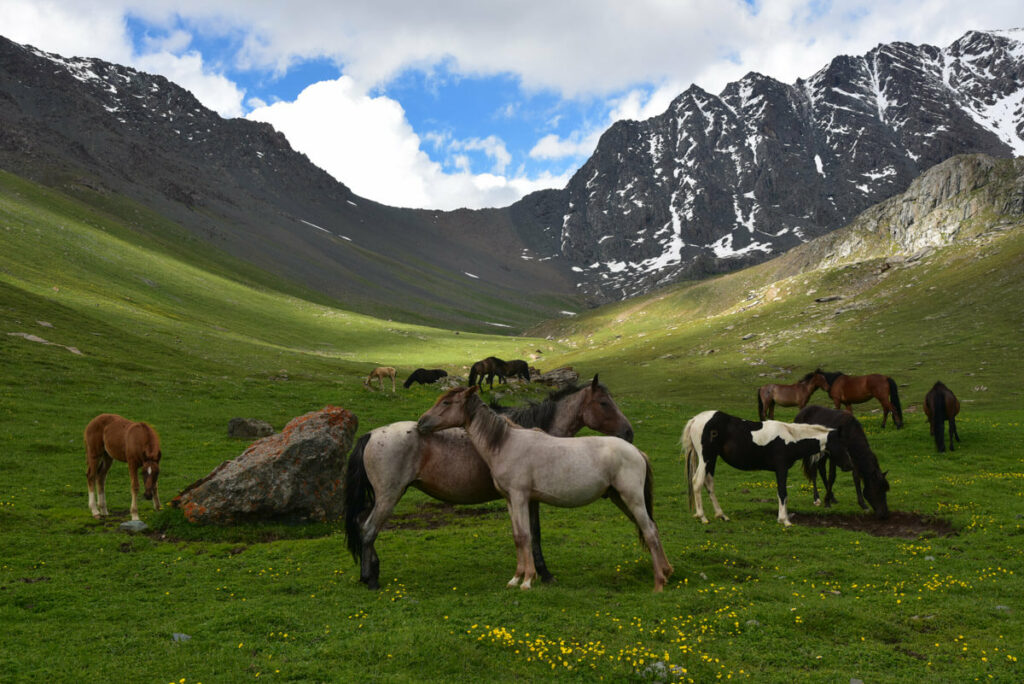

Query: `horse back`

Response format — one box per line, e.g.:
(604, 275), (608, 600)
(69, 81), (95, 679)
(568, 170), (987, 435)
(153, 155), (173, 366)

(85, 413), (133, 461)
(125, 422), (161, 463)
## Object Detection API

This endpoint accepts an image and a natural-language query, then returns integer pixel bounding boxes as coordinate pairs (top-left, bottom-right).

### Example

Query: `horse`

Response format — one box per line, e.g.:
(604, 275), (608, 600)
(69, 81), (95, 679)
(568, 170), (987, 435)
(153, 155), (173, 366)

(811, 369), (903, 428)
(364, 366), (396, 392)
(343, 375), (634, 589)
(84, 413), (162, 521)
(468, 356), (506, 389)
(924, 381), (961, 452)
(794, 406), (890, 518)
(403, 368), (448, 388)
(681, 410), (844, 526)
(756, 371), (824, 420)
(503, 359), (531, 383)
(416, 386), (672, 591)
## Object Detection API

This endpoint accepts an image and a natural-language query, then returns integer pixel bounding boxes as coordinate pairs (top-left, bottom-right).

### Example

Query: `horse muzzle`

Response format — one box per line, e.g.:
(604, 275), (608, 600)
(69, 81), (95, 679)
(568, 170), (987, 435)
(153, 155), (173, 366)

(416, 418), (437, 435)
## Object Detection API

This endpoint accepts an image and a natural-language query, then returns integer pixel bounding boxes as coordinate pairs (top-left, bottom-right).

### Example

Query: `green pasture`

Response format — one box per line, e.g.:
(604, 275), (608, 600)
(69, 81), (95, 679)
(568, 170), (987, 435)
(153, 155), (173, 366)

(1, 172), (1023, 682)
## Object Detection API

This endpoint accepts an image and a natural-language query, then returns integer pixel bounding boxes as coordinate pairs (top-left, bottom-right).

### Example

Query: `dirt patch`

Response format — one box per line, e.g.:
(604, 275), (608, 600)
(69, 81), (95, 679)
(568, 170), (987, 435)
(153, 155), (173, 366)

(385, 502), (503, 530)
(793, 510), (956, 538)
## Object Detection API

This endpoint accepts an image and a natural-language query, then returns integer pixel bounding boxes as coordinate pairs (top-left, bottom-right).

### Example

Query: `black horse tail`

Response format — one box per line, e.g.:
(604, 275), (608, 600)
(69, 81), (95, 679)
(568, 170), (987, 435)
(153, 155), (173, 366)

(932, 392), (948, 452)
(756, 391), (765, 421)
(343, 433), (374, 564)
(802, 453), (820, 482)
(888, 377), (903, 427)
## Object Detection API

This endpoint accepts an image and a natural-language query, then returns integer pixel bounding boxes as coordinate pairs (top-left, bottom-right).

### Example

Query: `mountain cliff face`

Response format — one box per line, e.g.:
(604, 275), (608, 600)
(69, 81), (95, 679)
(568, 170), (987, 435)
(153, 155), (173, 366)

(512, 29), (1024, 301)
(2, 30), (1022, 319)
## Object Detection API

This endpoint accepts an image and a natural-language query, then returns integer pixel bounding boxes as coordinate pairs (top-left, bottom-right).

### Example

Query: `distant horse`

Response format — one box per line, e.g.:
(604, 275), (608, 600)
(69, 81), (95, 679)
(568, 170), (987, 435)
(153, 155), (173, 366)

(795, 406), (890, 518)
(344, 376), (633, 589)
(417, 386), (672, 591)
(503, 359), (532, 383)
(812, 369), (903, 428)
(757, 371), (824, 420)
(403, 368), (448, 388)
(84, 413), (162, 521)
(924, 381), (961, 452)
(468, 356), (507, 389)
(364, 366), (396, 392)
(681, 410), (842, 526)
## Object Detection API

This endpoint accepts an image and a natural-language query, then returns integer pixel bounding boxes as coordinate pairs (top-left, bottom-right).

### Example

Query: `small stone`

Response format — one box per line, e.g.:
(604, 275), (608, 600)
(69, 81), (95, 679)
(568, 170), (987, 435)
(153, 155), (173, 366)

(119, 520), (148, 533)
(172, 633), (191, 642)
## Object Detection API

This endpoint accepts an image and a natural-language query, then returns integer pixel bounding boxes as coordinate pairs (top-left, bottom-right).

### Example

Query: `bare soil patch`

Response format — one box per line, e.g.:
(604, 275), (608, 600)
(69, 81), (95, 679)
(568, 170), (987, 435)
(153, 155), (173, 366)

(793, 510), (956, 538)
(385, 502), (504, 530)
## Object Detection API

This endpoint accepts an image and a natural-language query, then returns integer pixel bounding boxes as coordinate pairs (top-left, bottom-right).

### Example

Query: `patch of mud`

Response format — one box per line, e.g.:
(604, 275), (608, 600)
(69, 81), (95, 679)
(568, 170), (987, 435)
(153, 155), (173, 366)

(793, 511), (956, 538)
(385, 502), (503, 530)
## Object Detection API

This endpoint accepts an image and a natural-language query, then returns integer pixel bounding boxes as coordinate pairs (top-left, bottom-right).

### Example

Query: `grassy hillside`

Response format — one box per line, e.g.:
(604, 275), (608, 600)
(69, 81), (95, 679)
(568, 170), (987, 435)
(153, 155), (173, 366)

(1, 168), (1022, 682)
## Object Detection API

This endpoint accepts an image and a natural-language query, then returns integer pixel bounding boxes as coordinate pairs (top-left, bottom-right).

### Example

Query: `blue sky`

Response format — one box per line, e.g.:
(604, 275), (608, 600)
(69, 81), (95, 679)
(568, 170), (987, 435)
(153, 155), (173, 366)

(2, 0), (1023, 209)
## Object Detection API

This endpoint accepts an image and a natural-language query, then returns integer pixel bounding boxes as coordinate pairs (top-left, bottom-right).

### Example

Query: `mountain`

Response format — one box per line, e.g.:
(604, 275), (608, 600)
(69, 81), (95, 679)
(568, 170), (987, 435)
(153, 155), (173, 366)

(0, 36), (579, 330)
(2, 30), (1023, 321)
(511, 29), (1024, 301)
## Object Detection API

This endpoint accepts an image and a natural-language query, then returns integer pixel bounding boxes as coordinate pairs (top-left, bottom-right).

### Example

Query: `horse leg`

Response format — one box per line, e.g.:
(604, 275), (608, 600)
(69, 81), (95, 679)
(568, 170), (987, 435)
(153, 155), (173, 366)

(128, 464), (141, 521)
(704, 473), (730, 521)
(852, 470), (868, 510)
(86, 455), (101, 518)
(767, 400), (775, 421)
(689, 454), (709, 523)
(528, 500), (554, 583)
(774, 469), (792, 526)
(825, 459), (838, 507)
(949, 416), (959, 451)
(357, 492), (403, 590)
(608, 488), (673, 592)
(96, 455), (112, 516)
(811, 460), (824, 506)
(505, 494), (536, 589)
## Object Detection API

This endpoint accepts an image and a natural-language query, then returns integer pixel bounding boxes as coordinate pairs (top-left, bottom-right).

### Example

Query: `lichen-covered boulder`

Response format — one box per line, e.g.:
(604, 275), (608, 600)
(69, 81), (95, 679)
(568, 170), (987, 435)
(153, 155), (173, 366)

(171, 406), (356, 525)
(227, 417), (275, 439)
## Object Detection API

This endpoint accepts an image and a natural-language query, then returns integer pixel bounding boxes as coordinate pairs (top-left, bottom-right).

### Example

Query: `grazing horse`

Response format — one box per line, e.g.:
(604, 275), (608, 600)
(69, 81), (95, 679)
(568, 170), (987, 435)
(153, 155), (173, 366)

(84, 413), (162, 521)
(403, 368), (448, 388)
(364, 366), (396, 392)
(416, 386), (672, 591)
(757, 371), (824, 420)
(344, 376), (633, 589)
(503, 359), (532, 383)
(924, 381), (961, 452)
(795, 406), (890, 518)
(468, 356), (506, 389)
(812, 369), (903, 428)
(681, 410), (842, 526)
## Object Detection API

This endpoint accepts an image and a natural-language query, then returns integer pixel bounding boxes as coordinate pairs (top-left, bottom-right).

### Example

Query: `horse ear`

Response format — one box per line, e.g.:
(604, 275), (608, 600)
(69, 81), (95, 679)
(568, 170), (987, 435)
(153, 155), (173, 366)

(591, 374), (600, 388)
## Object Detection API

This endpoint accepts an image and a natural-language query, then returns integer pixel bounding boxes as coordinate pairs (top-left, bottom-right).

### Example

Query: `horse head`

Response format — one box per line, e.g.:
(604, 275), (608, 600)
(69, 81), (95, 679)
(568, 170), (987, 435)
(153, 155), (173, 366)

(809, 369), (831, 391)
(417, 386), (478, 434)
(142, 451), (161, 501)
(862, 468), (891, 519)
(580, 375), (634, 443)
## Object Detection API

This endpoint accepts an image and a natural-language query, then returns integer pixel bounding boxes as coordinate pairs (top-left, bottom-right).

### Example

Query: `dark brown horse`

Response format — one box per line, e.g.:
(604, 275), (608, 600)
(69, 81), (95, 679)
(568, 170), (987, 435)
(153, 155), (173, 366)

(757, 371), (824, 420)
(795, 405), (890, 518)
(812, 369), (903, 428)
(403, 368), (448, 388)
(468, 356), (506, 389)
(84, 413), (162, 521)
(924, 381), (961, 452)
(343, 375), (633, 589)
(503, 359), (531, 382)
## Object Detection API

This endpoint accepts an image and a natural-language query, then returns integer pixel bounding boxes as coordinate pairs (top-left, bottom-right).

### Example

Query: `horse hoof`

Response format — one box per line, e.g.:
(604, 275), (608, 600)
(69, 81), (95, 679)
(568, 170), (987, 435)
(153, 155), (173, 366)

(813, 499), (822, 507)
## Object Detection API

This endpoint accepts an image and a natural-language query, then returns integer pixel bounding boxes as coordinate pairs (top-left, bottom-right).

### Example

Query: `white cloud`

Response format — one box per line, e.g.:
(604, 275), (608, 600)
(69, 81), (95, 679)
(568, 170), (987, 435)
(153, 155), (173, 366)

(136, 51), (246, 118)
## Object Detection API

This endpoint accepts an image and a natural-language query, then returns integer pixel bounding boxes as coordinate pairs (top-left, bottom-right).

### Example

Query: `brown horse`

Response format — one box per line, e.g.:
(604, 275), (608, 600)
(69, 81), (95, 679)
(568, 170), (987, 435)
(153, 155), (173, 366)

(812, 369), (903, 428)
(84, 413), (162, 521)
(417, 386), (672, 591)
(503, 359), (532, 382)
(343, 376), (633, 589)
(924, 381), (961, 452)
(364, 366), (396, 392)
(468, 356), (506, 389)
(757, 372), (824, 420)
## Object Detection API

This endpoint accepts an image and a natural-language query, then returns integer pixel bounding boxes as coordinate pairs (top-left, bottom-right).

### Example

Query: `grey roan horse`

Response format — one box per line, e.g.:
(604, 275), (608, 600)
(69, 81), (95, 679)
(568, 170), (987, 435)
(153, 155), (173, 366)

(343, 376), (633, 589)
(416, 386), (672, 591)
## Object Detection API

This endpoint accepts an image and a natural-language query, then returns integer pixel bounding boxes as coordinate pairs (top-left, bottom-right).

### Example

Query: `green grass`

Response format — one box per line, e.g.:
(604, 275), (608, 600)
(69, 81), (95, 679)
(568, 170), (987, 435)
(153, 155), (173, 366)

(1, 171), (1023, 682)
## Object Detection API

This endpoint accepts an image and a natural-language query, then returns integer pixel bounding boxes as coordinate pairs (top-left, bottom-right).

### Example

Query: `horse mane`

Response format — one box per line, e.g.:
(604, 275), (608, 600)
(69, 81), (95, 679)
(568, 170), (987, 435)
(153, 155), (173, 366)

(490, 383), (590, 431)
(467, 392), (511, 453)
(816, 369), (845, 385)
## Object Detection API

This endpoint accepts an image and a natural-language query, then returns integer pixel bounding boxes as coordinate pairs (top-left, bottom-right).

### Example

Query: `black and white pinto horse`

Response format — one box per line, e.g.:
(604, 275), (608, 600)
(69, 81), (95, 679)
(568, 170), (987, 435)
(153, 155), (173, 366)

(681, 410), (844, 526)
(403, 368), (448, 388)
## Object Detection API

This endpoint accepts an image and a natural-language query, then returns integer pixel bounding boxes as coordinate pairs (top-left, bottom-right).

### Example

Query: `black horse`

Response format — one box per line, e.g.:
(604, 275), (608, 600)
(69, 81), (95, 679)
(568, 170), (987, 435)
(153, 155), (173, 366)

(503, 359), (531, 382)
(924, 381), (961, 452)
(468, 356), (506, 389)
(403, 368), (448, 388)
(795, 406), (890, 518)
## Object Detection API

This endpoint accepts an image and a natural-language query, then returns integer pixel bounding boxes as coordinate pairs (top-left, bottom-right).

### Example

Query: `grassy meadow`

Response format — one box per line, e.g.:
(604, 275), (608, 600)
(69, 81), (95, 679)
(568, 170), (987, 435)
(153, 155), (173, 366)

(1, 170), (1023, 682)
